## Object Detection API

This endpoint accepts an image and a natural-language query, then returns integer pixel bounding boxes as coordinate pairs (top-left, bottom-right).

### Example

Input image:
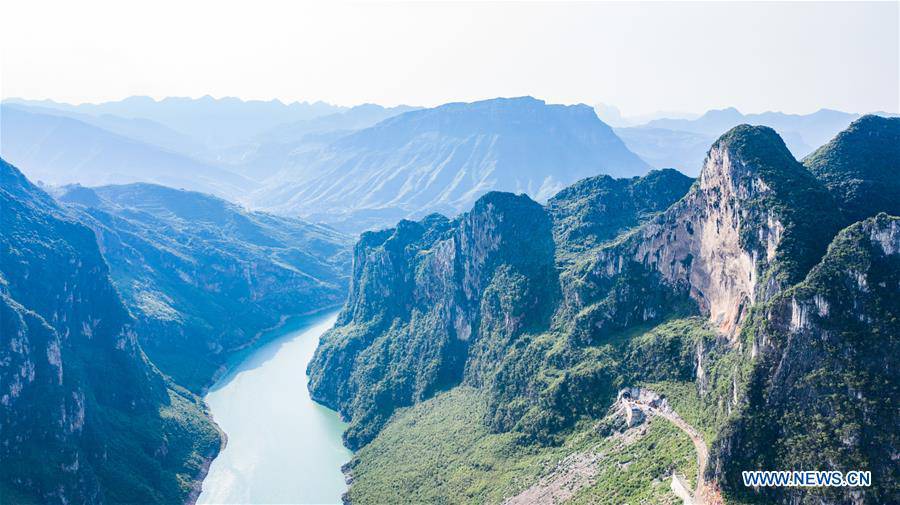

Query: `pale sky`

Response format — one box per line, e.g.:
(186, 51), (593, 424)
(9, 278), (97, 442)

(1, 1), (898, 116)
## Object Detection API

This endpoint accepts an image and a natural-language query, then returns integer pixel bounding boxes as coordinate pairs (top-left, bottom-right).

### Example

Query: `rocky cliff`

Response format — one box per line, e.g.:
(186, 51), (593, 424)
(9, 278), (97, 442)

(311, 120), (899, 503)
(569, 125), (841, 339)
(0, 159), (220, 504)
(710, 214), (899, 504)
(308, 169), (692, 449)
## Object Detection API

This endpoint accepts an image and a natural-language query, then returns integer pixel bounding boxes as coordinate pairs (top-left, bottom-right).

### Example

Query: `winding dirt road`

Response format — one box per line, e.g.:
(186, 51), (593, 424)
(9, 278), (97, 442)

(622, 397), (723, 505)
(504, 391), (724, 505)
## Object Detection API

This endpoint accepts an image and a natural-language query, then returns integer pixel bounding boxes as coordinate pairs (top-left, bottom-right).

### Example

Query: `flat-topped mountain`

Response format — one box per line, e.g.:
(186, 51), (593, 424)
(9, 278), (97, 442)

(251, 97), (651, 232)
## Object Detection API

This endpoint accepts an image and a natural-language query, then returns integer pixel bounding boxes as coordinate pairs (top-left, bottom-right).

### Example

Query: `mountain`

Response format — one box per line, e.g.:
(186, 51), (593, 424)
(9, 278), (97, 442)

(258, 104), (421, 143)
(1, 102), (204, 157)
(803, 115), (900, 222)
(643, 107), (862, 155)
(309, 121), (898, 503)
(307, 169), (695, 450)
(4, 96), (345, 149)
(211, 104), (421, 181)
(0, 159), (220, 504)
(548, 168), (694, 256)
(58, 183), (352, 391)
(251, 97), (651, 232)
(614, 127), (716, 175)
(618, 107), (876, 175)
(0, 105), (255, 199)
(594, 103), (700, 127)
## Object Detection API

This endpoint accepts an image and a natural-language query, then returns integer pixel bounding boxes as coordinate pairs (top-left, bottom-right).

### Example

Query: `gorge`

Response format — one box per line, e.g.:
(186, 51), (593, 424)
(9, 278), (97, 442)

(1, 105), (897, 505)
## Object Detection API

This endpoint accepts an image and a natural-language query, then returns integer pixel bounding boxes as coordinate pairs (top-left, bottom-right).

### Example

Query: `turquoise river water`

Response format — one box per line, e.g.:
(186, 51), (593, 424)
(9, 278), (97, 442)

(197, 311), (351, 504)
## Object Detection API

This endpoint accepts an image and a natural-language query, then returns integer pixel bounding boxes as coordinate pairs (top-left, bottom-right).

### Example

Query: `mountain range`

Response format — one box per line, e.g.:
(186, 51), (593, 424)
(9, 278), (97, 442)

(616, 107), (896, 175)
(308, 115), (900, 504)
(0, 105), (256, 199)
(249, 97), (651, 232)
(3, 97), (652, 233)
(4, 96), (345, 149)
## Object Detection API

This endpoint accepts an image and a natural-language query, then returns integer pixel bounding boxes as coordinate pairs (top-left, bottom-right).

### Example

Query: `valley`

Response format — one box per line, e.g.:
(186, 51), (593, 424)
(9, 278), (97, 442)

(2, 2), (897, 503)
(1, 94), (897, 505)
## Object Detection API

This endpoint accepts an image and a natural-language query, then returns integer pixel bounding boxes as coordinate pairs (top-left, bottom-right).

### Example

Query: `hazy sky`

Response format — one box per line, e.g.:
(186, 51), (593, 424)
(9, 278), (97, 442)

(1, 1), (898, 115)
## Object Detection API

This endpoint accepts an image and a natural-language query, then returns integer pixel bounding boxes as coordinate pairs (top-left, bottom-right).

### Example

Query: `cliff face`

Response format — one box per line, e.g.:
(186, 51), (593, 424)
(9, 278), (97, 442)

(312, 119), (899, 503)
(308, 192), (558, 449)
(0, 159), (220, 504)
(308, 171), (692, 449)
(571, 126), (841, 339)
(710, 214), (900, 504)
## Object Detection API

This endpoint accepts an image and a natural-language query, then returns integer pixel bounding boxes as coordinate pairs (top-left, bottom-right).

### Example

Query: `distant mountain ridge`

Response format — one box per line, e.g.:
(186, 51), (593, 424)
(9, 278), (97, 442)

(251, 96), (650, 232)
(642, 107), (862, 151)
(258, 103), (421, 143)
(0, 105), (256, 199)
(4, 96), (345, 148)
(616, 107), (896, 175)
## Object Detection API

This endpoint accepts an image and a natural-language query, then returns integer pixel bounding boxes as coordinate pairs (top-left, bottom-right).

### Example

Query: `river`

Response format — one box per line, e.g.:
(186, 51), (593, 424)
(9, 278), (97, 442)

(197, 311), (351, 505)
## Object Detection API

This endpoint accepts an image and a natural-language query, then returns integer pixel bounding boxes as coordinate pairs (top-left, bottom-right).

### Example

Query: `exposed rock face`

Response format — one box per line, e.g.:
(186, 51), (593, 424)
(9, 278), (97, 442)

(571, 126), (840, 339)
(0, 159), (220, 504)
(710, 214), (900, 505)
(309, 192), (558, 449)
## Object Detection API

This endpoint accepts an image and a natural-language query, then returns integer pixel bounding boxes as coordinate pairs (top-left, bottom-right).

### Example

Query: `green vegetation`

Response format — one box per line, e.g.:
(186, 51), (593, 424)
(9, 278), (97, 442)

(548, 168), (694, 259)
(347, 388), (585, 504)
(571, 421), (696, 505)
(86, 386), (222, 504)
(60, 183), (352, 392)
(0, 159), (222, 504)
(348, 387), (698, 505)
(803, 115), (900, 223)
